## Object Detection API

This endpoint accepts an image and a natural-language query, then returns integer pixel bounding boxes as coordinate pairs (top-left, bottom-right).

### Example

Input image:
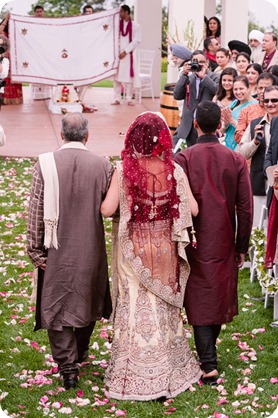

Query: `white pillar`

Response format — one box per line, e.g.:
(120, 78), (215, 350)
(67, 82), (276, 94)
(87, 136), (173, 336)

(167, 0), (205, 83)
(134, 0), (162, 98)
(204, 0), (216, 20)
(221, 0), (248, 47)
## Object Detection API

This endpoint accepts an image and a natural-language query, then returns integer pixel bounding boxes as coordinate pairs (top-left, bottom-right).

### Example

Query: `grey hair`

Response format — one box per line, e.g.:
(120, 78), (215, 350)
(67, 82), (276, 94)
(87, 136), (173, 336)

(264, 85), (278, 94)
(61, 113), (88, 142)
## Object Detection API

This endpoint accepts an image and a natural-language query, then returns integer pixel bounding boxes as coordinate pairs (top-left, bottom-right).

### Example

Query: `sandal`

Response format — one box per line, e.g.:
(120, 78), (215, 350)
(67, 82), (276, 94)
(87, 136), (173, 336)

(200, 374), (218, 386)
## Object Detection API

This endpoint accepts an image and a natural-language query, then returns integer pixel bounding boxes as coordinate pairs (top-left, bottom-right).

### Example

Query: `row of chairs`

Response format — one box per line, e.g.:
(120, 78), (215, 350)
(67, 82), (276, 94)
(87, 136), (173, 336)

(30, 49), (156, 103)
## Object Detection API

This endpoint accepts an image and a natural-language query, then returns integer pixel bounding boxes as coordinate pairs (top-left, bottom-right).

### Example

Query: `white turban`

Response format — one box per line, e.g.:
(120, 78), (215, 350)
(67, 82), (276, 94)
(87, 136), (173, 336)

(248, 30), (264, 43)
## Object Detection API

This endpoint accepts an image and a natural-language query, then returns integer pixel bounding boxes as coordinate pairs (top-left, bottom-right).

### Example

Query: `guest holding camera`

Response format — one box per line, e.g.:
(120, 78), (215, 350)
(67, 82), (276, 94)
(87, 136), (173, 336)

(173, 50), (219, 149)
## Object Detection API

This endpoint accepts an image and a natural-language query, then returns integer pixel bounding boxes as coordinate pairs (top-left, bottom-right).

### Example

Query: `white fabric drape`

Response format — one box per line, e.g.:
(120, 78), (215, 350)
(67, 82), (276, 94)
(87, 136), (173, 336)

(9, 9), (120, 86)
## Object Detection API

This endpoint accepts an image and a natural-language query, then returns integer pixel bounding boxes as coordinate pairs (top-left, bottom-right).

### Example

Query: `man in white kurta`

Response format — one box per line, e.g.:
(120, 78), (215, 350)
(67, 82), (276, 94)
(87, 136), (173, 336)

(111, 5), (141, 106)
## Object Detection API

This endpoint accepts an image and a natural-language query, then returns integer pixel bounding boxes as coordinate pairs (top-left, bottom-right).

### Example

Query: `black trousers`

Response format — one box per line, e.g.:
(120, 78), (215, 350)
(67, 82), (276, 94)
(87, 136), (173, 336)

(193, 325), (221, 373)
(48, 322), (95, 376)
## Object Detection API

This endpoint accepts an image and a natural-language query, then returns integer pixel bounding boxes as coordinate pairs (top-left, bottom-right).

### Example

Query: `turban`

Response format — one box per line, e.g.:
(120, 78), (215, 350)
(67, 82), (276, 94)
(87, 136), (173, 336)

(170, 44), (191, 61)
(228, 40), (251, 56)
(248, 30), (264, 43)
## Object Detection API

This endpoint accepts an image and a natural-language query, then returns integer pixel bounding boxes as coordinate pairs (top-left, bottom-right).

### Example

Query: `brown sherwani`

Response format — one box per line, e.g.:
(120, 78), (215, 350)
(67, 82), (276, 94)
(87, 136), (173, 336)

(27, 147), (113, 331)
(175, 135), (253, 326)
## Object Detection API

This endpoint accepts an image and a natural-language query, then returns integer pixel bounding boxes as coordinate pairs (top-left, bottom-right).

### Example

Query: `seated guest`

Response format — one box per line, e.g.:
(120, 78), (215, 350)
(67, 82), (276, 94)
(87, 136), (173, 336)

(234, 73), (276, 144)
(246, 63), (262, 98)
(222, 75), (256, 150)
(257, 32), (278, 72)
(237, 86), (278, 226)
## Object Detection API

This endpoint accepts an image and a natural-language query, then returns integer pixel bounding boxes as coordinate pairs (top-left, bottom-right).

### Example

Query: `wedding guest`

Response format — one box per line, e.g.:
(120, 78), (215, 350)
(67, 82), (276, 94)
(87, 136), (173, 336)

(246, 63), (262, 98)
(236, 52), (251, 76)
(222, 75), (256, 150)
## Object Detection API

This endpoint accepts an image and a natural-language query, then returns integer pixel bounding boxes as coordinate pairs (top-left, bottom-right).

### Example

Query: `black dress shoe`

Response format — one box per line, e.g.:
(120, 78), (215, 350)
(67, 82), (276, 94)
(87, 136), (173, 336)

(63, 376), (78, 390)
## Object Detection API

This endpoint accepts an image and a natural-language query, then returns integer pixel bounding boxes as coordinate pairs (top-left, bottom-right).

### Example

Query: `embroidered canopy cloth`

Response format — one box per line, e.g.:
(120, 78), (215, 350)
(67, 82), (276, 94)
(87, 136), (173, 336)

(9, 9), (120, 86)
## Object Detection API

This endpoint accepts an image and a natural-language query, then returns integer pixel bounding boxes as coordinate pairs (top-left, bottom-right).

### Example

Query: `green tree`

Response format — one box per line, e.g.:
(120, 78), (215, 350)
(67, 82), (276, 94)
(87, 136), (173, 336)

(111, 0), (125, 8)
(161, 6), (168, 57)
(30, 0), (106, 17)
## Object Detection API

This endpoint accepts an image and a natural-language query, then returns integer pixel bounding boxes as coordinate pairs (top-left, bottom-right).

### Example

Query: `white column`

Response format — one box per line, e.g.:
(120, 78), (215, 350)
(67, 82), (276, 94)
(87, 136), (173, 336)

(134, 0), (162, 98)
(221, 0), (248, 48)
(204, 0), (216, 20)
(167, 0), (205, 83)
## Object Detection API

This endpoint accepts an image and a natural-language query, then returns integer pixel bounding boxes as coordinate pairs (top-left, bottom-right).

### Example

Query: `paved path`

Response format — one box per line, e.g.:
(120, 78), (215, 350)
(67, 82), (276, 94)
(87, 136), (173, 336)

(0, 86), (161, 158)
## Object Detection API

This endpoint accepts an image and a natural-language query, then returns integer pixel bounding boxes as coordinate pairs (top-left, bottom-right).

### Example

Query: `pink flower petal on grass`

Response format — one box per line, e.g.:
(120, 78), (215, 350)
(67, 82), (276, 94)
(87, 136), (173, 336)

(52, 402), (62, 409)
(115, 410), (126, 417)
(270, 377), (278, 384)
(100, 330), (109, 339)
(58, 407), (72, 414)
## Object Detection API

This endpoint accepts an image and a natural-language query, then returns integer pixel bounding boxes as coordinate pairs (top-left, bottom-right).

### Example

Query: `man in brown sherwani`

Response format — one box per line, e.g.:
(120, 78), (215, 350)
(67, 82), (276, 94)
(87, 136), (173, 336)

(27, 113), (113, 390)
(175, 101), (253, 385)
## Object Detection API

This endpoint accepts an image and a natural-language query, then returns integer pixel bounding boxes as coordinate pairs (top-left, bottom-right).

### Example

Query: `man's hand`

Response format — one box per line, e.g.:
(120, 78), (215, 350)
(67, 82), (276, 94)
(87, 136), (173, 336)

(183, 61), (191, 76)
(119, 51), (127, 59)
(195, 63), (208, 79)
(236, 253), (245, 268)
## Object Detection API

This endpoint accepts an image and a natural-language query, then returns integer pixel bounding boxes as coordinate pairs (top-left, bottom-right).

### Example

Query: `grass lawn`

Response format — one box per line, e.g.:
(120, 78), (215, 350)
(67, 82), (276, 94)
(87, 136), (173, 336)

(0, 157), (277, 418)
(91, 73), (168, 92)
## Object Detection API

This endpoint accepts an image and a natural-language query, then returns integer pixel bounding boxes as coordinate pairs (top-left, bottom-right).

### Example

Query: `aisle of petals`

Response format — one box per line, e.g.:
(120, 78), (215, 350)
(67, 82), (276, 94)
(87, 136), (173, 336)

(0, 157), (277, 418)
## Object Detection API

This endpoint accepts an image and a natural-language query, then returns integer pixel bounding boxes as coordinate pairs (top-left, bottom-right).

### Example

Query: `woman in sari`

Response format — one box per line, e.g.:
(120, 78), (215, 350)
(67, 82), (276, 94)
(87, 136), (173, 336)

(101, 112), (201, 401)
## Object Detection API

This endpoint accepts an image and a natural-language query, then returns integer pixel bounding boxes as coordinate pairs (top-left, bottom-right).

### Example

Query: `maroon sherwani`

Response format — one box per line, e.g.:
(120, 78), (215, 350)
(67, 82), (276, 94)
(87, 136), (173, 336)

(175, 135), (253, 326)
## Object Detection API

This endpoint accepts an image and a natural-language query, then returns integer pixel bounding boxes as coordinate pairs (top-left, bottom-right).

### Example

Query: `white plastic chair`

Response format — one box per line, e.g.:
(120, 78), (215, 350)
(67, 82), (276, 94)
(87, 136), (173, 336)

(31, 84), (52, 101)
(136, 49), (155, 103)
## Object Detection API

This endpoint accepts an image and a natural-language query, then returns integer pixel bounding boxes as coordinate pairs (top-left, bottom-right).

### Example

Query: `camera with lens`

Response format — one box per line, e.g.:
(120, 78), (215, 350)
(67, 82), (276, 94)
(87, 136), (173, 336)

(255, 119), (267, 143)
(190, 59), (202, 72)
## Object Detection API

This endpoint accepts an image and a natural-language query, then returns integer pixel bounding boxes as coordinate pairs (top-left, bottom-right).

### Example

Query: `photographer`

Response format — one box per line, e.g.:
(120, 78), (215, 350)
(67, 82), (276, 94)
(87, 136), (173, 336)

(0, 34), (10, 107)
(173, 50), (219, 149)
(237, 85), (278, 226)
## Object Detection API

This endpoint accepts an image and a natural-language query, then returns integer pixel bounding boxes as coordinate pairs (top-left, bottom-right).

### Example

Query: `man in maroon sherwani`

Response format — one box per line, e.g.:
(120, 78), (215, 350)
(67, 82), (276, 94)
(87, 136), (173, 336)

(175, 101), (253, 385)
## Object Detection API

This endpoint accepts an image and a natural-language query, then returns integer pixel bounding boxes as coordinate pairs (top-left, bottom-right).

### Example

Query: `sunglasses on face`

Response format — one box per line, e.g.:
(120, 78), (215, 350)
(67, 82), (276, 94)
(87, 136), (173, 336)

(263, 98), (278, 104)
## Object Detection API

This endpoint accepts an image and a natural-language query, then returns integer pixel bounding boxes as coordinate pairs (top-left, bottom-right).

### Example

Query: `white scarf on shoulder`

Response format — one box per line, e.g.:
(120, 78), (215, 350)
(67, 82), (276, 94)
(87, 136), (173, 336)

(39, 142), (88, 249)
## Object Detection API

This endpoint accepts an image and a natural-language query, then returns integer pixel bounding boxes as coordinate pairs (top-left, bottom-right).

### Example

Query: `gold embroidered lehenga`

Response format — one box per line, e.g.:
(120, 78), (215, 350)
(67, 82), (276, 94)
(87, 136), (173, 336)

(104, 157), (201, 401)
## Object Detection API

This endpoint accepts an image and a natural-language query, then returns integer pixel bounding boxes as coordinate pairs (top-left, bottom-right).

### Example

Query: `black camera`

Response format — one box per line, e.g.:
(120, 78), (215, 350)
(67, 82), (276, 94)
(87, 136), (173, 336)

(190, 59), (202, 72)
(0, 46), (5, 55)
(255, 119), (267, 143)
(0, 79), (6, 89)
